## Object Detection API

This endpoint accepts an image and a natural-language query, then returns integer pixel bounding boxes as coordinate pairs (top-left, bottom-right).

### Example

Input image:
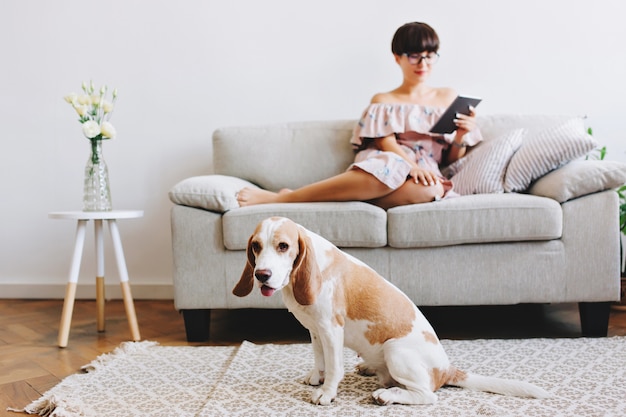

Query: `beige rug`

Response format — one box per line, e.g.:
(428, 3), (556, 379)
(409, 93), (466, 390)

(10, 337), (626, 417)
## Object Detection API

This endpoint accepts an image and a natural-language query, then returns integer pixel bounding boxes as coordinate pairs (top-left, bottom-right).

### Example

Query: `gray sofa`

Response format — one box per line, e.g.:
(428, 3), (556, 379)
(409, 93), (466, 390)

(169, 114), (626, 341)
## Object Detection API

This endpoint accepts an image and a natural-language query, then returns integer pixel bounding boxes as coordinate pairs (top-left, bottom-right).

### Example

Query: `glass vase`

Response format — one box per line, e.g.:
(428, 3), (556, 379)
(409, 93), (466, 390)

(83, 139), (112, 211)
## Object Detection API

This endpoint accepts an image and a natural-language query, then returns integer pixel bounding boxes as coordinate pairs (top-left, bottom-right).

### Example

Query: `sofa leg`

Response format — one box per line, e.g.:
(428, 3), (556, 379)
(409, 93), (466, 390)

(181, 309), (211, 342)
(578, 302), (610, 337)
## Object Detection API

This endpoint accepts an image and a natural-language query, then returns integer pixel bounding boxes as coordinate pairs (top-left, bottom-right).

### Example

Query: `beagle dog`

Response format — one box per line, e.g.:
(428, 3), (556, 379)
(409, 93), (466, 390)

(233, 217), (549, 406)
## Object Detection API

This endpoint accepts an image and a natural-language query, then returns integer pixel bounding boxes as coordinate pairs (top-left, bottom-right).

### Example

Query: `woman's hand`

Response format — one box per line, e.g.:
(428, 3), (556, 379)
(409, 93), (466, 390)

(375, 135), (441, 186)
(446, 105), (477, 164)
(453, 105), (478, 138)
(409, 166), (439, 186)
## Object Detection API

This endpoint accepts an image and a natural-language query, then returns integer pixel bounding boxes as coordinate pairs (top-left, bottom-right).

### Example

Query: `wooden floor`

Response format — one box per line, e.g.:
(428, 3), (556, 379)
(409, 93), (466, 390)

(1, 299), (625, 414)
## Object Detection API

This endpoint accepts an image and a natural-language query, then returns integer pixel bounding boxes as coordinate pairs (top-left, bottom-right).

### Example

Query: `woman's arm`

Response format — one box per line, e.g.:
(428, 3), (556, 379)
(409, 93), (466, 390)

(376, 135), (440, 186)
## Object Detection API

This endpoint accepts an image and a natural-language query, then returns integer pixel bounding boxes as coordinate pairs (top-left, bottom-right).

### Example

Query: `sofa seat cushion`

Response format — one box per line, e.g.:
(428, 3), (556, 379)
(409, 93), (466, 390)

(222, 202), (387, 250)
(387, 193), (562, 248)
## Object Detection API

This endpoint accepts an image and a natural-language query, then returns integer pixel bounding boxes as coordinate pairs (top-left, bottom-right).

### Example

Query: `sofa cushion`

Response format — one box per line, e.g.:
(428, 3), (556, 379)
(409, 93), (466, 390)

(529, 160), (626, 203)
(387, 193), (562, 248)
(169, 175), (258, 213)
(448, 128), (526, 195)
(504, 118), (598, 192)
(222, 202), (387, 250)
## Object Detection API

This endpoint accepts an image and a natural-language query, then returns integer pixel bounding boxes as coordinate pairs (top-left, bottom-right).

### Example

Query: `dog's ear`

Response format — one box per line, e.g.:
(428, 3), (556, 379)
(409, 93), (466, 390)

(232, 235), (256, 297)
(291, 230), (322, 305)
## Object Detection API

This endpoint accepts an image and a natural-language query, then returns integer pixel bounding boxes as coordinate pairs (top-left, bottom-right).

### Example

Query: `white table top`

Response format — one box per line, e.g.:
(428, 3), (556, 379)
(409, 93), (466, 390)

(49, 210), (144, 220)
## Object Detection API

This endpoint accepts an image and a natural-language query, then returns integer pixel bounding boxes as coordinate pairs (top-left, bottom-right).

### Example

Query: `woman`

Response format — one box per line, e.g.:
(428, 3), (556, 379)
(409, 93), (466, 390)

(237, 22), (482, 209)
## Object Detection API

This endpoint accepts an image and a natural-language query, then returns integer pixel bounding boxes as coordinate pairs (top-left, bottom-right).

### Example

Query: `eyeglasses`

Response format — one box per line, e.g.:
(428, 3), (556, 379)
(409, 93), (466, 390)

(403, 52), (439, 66)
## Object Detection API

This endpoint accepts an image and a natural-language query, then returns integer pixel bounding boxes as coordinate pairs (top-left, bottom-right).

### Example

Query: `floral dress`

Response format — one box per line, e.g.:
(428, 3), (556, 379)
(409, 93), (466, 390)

(349, 103), (483, 197)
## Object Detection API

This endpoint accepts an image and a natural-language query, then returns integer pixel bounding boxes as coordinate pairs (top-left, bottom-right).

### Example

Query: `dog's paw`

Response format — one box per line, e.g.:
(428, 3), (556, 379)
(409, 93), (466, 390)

(311, 387), (335, 406)
(356, 362), (376, 376)
(372, 387), (437, 406)
(304, 369), (324, 386)
(372, 388), (395, 406)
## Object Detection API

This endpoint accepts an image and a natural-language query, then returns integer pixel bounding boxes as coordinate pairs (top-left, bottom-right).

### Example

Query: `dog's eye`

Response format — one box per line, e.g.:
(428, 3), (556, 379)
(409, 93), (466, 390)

(251, 241), (261, 252)
(277, 242), (289, 252)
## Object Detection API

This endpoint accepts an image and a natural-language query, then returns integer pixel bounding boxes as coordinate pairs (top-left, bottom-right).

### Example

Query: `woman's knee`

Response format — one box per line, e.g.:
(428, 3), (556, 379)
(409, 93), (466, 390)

(371, 181), (443, 209)
(404, 181), (443, 204)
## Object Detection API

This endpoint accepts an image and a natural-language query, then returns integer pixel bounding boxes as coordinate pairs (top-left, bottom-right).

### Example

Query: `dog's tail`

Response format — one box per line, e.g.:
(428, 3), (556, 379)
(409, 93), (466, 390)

(449, 369), (550, 399)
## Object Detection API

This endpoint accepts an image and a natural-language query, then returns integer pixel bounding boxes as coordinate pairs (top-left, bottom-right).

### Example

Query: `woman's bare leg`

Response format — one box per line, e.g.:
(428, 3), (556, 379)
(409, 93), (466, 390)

(368, 180), (444, 210)
(237, 169), (393, 206)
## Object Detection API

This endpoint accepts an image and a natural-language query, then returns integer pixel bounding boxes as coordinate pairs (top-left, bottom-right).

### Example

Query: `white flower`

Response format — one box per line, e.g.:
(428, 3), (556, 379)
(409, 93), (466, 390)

(65, 81), (119, 141)
(82, 120), (101, 139)
(101, 122), (116, 139)
(73, 104), (87, 117)
(77, 95), (91, 105)
(102, 100), (114, 114)
(64, 93), (77, 104)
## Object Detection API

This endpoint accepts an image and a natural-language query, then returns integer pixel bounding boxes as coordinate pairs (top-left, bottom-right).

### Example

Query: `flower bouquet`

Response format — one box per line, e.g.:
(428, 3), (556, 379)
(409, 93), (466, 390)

(64, 81), (118, 211)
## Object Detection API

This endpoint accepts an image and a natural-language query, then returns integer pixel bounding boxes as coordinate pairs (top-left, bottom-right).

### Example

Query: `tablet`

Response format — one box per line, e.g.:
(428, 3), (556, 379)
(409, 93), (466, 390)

(429, 95), (482, 134)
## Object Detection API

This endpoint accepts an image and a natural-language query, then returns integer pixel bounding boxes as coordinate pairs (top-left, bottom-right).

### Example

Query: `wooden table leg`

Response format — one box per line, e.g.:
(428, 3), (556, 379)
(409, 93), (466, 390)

(58, 220), (87, 348)
(95, 219), (105, 332)
(121, 281), (140, 341)
(108, 220), (141, 341)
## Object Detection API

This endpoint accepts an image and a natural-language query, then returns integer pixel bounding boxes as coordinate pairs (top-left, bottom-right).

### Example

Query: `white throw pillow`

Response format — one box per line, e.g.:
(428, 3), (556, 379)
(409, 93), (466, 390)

(450, 128), (526, 195)
(169, 175), (258, 213)
(529, 160), (626, 203)
(504, 118), (598, 192)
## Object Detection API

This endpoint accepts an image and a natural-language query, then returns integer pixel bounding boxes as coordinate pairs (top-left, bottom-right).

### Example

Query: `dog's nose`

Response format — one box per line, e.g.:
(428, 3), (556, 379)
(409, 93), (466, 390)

(255, 269), (272, 283)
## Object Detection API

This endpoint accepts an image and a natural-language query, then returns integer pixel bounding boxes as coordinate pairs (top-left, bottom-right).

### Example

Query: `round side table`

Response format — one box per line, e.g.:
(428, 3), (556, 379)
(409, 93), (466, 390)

(49, 210), (144, 348)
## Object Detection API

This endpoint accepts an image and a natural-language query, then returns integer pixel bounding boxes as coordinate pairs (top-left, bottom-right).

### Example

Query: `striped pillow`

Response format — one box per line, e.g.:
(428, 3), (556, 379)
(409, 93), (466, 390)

(451, 128), (526, 195)
(504, 118), (598, 192)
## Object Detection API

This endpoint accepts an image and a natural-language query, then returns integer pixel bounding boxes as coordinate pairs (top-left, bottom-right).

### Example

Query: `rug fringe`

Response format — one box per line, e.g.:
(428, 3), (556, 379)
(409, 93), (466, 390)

(9, 394), (84, 417)
(9, 341), (161, 417)
(82, 340), (159, 372)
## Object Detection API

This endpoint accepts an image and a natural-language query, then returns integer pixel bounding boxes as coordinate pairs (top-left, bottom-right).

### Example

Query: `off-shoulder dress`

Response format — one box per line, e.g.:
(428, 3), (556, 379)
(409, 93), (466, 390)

(348, 103), (483, 197)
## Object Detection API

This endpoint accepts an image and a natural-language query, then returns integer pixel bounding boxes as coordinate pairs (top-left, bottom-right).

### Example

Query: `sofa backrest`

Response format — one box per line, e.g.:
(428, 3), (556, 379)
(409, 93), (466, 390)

(213, 120), (357, 191)
(478, 113), (576, 142)
(212, 114), (577, 191)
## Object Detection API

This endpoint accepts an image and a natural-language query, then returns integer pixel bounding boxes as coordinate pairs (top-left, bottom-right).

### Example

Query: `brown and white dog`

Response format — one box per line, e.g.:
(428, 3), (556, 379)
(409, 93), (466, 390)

(233, 217), (549, 406)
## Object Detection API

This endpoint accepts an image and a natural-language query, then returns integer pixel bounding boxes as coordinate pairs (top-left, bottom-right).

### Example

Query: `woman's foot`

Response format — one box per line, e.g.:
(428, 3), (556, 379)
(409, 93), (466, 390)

(237, 187), (292, 206)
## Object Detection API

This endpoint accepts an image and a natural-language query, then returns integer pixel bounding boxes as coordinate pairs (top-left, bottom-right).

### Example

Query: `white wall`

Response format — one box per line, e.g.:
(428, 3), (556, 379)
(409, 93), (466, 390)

(1, 0), (624, 299)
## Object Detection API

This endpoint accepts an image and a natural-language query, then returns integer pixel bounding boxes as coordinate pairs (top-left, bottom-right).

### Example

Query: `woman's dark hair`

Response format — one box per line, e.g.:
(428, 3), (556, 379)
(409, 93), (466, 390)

(391, 22), (439, 55)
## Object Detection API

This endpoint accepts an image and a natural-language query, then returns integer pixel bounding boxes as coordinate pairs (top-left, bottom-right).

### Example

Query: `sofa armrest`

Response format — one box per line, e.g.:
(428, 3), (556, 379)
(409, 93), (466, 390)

(169, 175), (259, 213)
(528, 160), (626, 203)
